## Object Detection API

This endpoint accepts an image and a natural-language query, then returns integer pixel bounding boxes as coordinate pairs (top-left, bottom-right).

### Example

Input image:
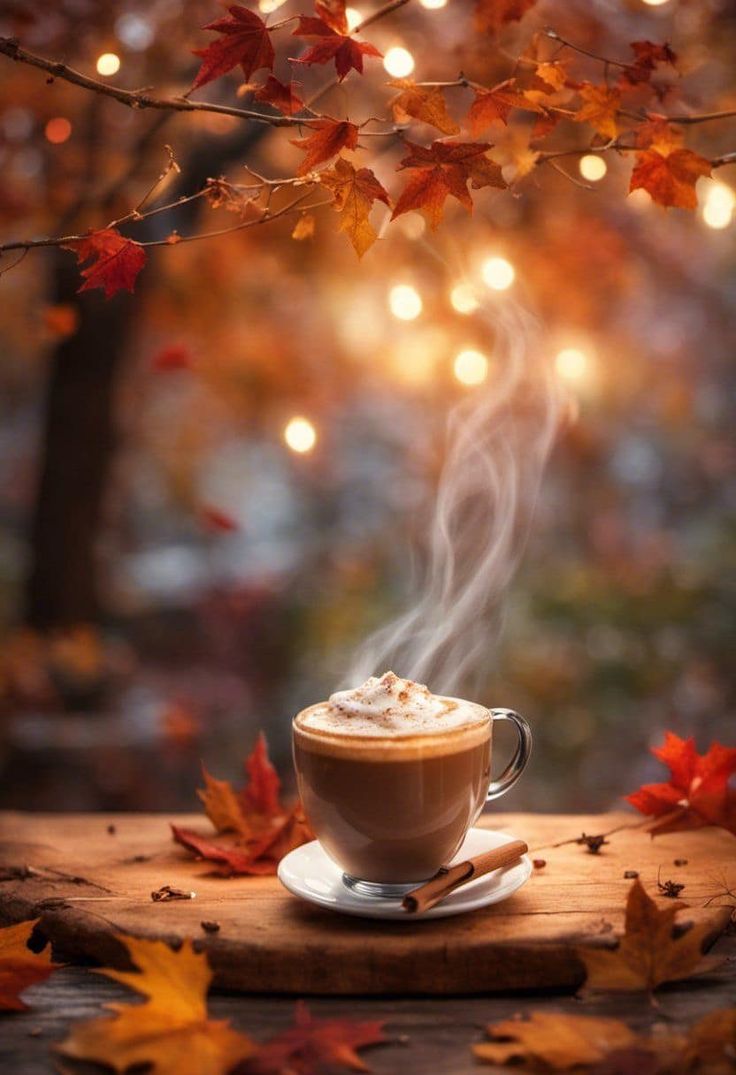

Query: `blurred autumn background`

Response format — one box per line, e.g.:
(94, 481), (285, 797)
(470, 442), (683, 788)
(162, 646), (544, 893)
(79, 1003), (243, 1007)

(0, 0), (733, 815)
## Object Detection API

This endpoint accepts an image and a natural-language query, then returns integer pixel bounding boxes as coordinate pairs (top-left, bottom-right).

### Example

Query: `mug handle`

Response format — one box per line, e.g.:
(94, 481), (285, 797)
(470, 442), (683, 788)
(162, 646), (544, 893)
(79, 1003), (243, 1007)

(486, 708), (532, 801)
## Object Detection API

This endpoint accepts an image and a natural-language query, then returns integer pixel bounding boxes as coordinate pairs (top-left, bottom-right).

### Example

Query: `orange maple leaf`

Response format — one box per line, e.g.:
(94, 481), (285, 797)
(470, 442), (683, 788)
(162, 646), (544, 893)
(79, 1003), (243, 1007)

(466, 80), (543, 135)
(626, 731), (736, 836)
(474, 0), (538, 34)
(629, 147), (711, 209)
(315, 0), (349, 33)
(64, 228), (146, 299)
(192, 6), (274, 90)
(622, 39), (678, 86)
(246, 1001), (386, 1074)
(320, 156), (390, 257)
(392, 140), (506, 229)
(291, 119), (360, 175)
(0, 919), (58, 1011)
(474, 1012), (637, 1068)
(389, 79), (459, 135)
(292, 16), (381, 81)
(574, 83), (621, 140)
(57, 935), (255, 1075)
(254, 75), (304, 116)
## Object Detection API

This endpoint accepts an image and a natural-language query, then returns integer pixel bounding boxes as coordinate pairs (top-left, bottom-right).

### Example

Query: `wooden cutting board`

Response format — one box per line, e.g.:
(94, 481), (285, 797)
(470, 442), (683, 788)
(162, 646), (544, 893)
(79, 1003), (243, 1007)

(0, 811), (732, 994)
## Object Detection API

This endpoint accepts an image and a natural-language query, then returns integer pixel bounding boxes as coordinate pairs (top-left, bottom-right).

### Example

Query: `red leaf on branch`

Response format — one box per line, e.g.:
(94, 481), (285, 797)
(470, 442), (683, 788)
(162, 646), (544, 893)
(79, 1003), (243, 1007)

(245, 1001), (386, 1074)
(63, 228), (146, 299)
(622, 40), (678, 87)
(315, 0), (349, 33)
(392, 140), (506, 230)
(629, 147), (711, 209)
(192, 6), (274, 90)
(320, 157), (390, 257)
(291, 119), (360, 175)
(466, 80), (543, 135)
(474, 0), (538, 34)
(254, 75), (304, 116)
(292, 16), (381, 81)
(626, 732), (736, 836)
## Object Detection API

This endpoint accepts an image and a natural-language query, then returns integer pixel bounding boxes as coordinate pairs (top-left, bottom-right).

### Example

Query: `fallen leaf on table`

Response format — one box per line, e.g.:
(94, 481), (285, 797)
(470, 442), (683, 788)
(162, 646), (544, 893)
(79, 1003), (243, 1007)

(578, 878), (724, 995)
(473, 1012), (637, 1069)
(681, 1008), (736, 1075)
(626, 731), (736, 835)
(172, 732), (314, 875)
(57, 934), (255, 1075)
(0, 919), (58, 1011)
(244, 1000), (386, 1074)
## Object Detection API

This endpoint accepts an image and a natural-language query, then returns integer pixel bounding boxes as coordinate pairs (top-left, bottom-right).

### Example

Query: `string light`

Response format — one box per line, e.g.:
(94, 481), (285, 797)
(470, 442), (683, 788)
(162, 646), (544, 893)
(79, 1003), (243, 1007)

(579, 155), (607, 182)
(345, 7), (363, 29)
(701, 179), (735, 230)
(481, 256), (515, 291)
(284, 416), (317, 454)
(420, 0), (447, 7)
(96, 53), (121, 76)
(383, 46), (415, 78)
(453, 349), (489, 386)
(450, 282), (480, 314)
(388, 283), (422, 320)
(555, 347), (589, 383)
(45, 117), (72, 144)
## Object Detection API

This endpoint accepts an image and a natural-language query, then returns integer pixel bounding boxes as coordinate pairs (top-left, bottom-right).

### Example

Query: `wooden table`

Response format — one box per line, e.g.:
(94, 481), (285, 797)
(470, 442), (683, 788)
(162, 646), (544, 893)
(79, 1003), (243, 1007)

(1, 811), (734, 1073)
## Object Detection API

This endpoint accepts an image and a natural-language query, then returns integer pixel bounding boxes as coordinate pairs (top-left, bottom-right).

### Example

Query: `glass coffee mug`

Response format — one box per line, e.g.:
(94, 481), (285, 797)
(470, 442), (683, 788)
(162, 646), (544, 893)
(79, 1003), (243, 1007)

(292, 703), (531, 898)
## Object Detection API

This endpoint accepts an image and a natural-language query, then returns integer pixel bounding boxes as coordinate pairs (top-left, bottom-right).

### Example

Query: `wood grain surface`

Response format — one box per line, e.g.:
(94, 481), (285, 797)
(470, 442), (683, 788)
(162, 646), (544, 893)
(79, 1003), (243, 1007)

(0, 811), (732, 995)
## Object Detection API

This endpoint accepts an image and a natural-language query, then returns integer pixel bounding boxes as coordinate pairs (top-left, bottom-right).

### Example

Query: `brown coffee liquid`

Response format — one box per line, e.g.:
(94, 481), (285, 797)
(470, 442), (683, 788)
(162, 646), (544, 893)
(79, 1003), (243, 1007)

(293, 715), (491, 883)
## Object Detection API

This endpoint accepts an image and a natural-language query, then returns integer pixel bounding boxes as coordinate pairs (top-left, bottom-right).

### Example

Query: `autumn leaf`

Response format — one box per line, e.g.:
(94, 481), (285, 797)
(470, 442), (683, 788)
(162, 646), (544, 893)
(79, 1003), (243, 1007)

(624, 39), (678, 86)
(205, 177), (261, 216)
(254, 75), (305, 116)
(474, 0), (538, 34)
(320, 157), (389, 257)
(389, 79), (459, 135)
(315, 0), (349, 33)
(682, 1008), (736, 1074)
(57, 935), (255, 1075)
(574, 83), (621, 140)
(172, 733), (314, 875)
(578, 878), (725, 994)
(64, 228), (146, 299)
(466, 80), (543, 135)
(630, 147), (711, 209)
(291, 119), (360, 175)
(192, 6), (274, 89)
(473, 1012), (637, 1069)
(392, 139), (506, 229)
(0, 919), (57, 1011)
(292, 16), (381, 81)
(292, 213), (316, 240)
(245, 1001), (385, 1074)
(626, 731), (736, 835)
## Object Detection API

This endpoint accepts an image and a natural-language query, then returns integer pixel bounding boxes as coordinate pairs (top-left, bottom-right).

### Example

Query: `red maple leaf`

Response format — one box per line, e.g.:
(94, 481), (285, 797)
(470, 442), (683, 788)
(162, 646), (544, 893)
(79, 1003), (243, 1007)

(474, 0), (538, 34)
(626, 732), (736, 836)
(63, 228), (146, 299)
(621, 40), (678, 87)
(192, 6), (274, 90)
(292, 16), (381, 81)
(466, 79), (544, 134)
(254, 75), (304, 116)
(315, 0), (348, 33)
(391, 140), (506, 229)
(629, 148), (711, 210)
(245, 1001), (386, 1074)
(291, 119), (360, 175)
(241, 731), (281, 816)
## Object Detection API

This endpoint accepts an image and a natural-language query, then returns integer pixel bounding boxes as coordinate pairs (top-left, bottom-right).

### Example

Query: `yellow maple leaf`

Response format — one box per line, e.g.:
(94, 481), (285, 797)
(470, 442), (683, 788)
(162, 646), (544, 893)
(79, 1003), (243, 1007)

(57, 935), (256, 1075)
(388, 79), (460, 135)
(574, 83), (621, 140)
(0, 919), (58, 1011)
(474, 1012), (637, 1069)
(320, 156), (390, 257)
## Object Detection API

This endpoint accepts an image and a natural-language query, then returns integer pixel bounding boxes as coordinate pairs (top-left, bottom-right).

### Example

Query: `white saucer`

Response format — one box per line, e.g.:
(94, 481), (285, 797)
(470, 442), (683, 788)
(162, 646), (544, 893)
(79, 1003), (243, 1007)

(277, 827), (531, 920)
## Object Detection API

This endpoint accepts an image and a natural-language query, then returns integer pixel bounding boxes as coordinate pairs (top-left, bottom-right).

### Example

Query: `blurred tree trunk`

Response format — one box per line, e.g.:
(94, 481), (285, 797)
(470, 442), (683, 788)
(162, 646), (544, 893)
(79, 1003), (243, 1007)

(23, 125), (267, 632)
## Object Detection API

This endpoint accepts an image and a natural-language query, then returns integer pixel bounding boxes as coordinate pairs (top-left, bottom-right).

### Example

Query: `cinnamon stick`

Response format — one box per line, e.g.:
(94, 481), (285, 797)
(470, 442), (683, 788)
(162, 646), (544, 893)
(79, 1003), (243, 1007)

(402, 839), (528, 914)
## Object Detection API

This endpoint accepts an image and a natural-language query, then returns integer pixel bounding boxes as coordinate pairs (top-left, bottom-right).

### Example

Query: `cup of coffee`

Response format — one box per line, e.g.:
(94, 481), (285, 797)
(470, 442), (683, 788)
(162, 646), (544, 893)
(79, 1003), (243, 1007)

(292, 671), (531, 897)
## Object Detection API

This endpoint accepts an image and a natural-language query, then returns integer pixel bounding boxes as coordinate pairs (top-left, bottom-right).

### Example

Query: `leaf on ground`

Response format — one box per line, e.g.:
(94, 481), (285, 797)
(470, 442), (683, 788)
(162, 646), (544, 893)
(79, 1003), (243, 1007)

(626, 731), (736, 835)
(578, 878), (725, 994)
(192, 6), (274, 89)
(391, 139), (505, 229)
(682, 1008), (736, 1074)
(63, 228), (146, 299)
(474, 0), (538, 34)
(244, 1000), (386, 1074)
(57, 935), (255, 1075)
(389, 79), (459, 134)
(466, 80), (543, 135)
(291, 119), (360, 175)
(320, 157), (389, 256)
(574, 83), (621, 140)
(172, 733), (314, 875)
(473, 1011), (637, 1070)
(629, 147), (711, 209)
(291, 16), (381, 81)
(0, 919), (58, 1011)
(254, 76), (305, 116)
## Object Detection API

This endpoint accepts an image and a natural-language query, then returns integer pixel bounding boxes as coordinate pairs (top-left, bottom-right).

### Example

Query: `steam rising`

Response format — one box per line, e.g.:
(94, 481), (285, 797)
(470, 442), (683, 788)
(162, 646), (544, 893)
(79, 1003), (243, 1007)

(346, 301), (561, 696)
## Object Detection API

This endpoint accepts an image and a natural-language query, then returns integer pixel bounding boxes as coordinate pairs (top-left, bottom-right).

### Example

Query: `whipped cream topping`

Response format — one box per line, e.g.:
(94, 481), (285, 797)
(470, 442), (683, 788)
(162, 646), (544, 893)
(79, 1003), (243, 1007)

(299, 671), (488, 738)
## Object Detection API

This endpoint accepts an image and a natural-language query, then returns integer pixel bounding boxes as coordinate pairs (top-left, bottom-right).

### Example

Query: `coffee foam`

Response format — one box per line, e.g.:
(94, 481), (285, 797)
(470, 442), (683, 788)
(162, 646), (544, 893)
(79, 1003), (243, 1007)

(297, 672), (489, 741)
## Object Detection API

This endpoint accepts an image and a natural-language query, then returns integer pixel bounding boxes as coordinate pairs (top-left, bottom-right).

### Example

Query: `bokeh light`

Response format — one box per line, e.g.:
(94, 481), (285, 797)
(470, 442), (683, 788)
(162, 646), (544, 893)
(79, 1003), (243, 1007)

(641, 0), (670, 6)
(481, 256), (515, 291)
(701, 180), (735, 230)
(555, 347), (589, 383)
(579, 155), (607, 182)
(453, 349), (489, 386)
(388, 283), (422, 320)
(115, 13), (154, 50)
(44, 117), (72, 144)
(284, 416), (317, 454)
(450, 282), (480, 314)
(420, 0), (448, 7)
(96, 53), (121, 76)
(345, 7), (363, 29)
(383, 46), (415, 78)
